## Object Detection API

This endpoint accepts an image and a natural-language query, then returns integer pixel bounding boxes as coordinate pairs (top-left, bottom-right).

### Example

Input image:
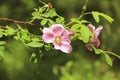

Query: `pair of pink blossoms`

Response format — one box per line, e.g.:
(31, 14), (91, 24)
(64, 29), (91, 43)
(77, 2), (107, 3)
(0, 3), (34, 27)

(42, 24), (103, 53)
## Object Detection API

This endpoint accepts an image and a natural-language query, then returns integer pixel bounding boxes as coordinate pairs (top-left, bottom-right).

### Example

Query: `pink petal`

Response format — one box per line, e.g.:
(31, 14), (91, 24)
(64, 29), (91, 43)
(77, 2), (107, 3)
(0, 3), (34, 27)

(92, 38), (100, 48)
(94, 25), (103, 38)
(53, 42), (72, 53)
(51, 24), (64, 36)
(60, 43), (72, 53)
(66, 30), (75, 35)
(85, 44), (93, 51)
(61, 31), (71, 44)
(53, 43), (61, 50)
(42, 28), (55, 43)
(87, 24), (95, 32)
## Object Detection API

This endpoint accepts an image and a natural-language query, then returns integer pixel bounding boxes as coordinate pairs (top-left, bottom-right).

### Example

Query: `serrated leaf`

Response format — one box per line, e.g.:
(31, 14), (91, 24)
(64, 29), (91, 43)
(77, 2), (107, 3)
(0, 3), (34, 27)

(27, 42), (43, 48)
(92, 11), (100, 23)
(80, 25), (93, 43)
(99, 13), (114, 23)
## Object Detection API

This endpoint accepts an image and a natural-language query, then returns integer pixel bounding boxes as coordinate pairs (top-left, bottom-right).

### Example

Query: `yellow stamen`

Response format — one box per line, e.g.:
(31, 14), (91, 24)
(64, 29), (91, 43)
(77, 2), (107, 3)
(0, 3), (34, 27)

(55, 36), (61, 45)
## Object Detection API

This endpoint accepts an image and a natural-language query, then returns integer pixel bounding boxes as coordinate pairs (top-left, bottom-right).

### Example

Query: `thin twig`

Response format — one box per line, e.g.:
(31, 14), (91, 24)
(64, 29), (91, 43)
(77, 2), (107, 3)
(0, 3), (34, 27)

(65, 21), (74, 27)
(0, 18), (42, 27)
(0, 26), (6, 28)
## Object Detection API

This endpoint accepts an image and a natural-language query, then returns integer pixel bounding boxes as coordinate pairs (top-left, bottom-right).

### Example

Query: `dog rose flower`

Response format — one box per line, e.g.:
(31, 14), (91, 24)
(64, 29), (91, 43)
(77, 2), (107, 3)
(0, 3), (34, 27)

(86, 24), (103, 51)
(42, 24), (74, 53)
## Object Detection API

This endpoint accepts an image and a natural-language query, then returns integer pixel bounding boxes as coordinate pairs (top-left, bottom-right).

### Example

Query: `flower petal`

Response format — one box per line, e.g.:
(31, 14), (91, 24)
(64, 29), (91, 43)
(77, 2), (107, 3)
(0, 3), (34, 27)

(42, 28), (55, 43)
(53, 42), (72, 53)
(53, 43), (61, 50)
(51, 24), (64, 36)
(92, 38), (100, 48)
(61, 31), (71, 44)
(60, 43), (72, 53)
(94, 25), (103, 38)
(85, 44), (93, 51)
(87, 24), (95, 32)
(66, 30), (75, 35)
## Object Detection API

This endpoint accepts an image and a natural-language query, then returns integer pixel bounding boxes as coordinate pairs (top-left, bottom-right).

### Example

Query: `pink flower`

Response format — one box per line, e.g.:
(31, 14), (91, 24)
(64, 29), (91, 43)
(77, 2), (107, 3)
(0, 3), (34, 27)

(42, 24), (74, 53)
(86, 24), (103, 51)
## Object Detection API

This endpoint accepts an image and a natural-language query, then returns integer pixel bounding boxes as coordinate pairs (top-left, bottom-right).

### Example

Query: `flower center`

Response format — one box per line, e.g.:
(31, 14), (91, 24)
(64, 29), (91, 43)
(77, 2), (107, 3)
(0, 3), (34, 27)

(55, 36), (61, 45)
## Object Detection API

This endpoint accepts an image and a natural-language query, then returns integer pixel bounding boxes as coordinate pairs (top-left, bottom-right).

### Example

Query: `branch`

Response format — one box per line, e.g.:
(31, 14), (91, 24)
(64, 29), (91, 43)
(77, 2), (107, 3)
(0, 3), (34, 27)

(0, 26), (6, 29)
(0, 18), (42, 27)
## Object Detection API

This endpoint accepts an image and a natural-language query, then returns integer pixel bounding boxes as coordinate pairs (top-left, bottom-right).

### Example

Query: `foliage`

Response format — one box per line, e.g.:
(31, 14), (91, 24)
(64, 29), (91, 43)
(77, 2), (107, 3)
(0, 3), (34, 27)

(0, 0), (119, 67)
(0, 0), (120, 80)
(53, 54), (120, 80)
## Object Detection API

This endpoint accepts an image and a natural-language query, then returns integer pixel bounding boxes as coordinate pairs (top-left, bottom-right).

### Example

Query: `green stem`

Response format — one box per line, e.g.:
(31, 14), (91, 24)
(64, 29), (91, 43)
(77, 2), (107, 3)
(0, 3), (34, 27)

(105, 51), (120, 59)
(65, 0), (89, 27)
(78, 0), (88, 19)
(39, 0), (47, 5)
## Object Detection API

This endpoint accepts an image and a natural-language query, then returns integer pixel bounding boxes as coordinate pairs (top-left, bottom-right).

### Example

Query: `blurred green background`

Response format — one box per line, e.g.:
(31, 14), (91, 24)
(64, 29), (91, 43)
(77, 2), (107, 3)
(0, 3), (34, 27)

(0, 0), (120, 80)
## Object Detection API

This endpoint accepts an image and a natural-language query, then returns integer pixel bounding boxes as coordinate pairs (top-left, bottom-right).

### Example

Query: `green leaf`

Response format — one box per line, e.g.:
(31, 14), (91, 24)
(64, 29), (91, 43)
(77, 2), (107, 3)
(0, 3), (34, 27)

(44, 43), (52, 51)
(99, 13), (114, 23)
(56, 17), (65, 24)
(5, 26), (16, 36)
(29, 53), (38, 63)
(80, 20), (90, 24)
(48, 19), (54, 25)
(92, 11), (100, 23)
(0, 46), (5, 58)
(71, 18), (81, 24)
(93, 47), (104, 54)
(32, 11), (41, 19)
(31, 52), (36, 57)
(104, 53), (113, 67)
(41, 19), (48, 26)
(31, 38), (41, 42)
(47, 8), (57, 17)
(92, 11), (114, 23)
(0, 28), (4, 38)
(93, 48), (113, 66)
(27, 41), (43, 48)
(93, 47), (113, 66)
(71, 24), (80, 31)
(80, 25), (93, 43)
(21, 30), (31, 42)
(33, 58), (38, 63)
